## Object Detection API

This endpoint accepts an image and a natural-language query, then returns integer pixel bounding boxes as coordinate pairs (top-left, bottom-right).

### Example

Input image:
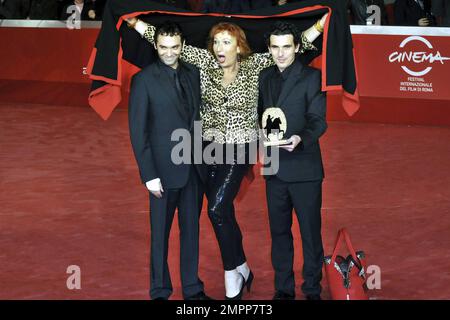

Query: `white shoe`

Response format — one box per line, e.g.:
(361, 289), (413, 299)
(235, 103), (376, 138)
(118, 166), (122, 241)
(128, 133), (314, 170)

(224, 269), (244, 299)
(237, 262), (250, 281)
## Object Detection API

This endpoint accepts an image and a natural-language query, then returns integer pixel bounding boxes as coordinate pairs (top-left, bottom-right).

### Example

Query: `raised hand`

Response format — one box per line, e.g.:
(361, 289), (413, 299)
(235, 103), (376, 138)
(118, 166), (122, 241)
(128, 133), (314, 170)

(320, 13), (329, 29)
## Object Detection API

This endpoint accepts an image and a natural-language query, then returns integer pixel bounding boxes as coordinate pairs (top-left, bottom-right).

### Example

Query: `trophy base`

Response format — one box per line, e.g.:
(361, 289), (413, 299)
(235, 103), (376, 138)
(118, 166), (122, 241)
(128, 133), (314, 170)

(263, 139), (291, 147)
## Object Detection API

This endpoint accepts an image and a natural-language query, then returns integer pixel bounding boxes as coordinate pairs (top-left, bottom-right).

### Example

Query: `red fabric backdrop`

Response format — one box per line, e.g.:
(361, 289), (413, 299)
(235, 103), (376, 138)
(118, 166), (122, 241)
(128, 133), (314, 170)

(0, 26), (449, 125)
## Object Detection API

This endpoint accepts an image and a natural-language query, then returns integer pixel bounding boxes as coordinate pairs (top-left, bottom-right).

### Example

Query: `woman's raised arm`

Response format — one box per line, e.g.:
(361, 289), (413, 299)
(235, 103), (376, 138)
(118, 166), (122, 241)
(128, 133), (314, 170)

(301, 13), (328, 53)
(126, 17), (215, 70)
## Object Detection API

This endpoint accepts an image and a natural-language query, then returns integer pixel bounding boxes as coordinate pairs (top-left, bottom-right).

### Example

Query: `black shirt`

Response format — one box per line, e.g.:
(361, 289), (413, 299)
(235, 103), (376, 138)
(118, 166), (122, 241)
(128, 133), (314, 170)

(270, 61), (296, 105)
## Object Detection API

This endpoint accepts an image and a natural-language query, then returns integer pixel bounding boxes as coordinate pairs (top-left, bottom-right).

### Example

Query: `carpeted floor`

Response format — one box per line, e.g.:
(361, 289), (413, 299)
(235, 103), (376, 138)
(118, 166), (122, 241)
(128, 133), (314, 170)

(1, 103), (449, 300)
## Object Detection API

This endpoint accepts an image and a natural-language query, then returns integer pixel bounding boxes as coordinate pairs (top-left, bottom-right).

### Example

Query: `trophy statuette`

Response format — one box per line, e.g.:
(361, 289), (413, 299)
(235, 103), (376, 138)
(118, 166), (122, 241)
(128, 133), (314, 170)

(262, 107), (290, 147)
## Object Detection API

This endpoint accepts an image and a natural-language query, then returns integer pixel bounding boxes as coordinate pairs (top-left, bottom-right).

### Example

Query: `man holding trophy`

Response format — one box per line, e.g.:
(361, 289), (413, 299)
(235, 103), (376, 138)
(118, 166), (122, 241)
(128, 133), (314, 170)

(258, 21), (327, 300)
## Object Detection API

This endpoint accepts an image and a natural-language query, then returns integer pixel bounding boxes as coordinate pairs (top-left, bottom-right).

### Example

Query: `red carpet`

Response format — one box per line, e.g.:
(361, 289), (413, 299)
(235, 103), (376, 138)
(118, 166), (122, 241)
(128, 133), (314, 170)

(0, 103), (449, 300)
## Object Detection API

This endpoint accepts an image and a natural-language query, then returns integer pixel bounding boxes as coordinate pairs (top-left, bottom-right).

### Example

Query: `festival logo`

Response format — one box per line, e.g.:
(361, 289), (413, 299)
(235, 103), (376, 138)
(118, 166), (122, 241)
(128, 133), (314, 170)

(388, 36), (450, 93)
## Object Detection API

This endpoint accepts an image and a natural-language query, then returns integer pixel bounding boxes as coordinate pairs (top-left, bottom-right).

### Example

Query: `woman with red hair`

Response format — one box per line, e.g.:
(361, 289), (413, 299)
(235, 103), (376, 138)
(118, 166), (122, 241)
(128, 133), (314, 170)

(127, 14), (327, 300)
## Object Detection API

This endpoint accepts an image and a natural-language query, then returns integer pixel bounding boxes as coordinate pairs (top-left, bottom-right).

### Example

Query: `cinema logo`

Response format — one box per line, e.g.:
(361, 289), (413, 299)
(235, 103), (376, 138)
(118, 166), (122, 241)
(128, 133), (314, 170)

(389, 36), (450, 77)
(389, 36), (450, 93)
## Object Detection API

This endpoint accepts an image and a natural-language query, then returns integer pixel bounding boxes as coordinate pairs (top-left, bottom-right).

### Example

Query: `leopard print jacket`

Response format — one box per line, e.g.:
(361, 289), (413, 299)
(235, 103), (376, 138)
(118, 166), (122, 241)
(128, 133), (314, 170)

(142, 23), (316, 144)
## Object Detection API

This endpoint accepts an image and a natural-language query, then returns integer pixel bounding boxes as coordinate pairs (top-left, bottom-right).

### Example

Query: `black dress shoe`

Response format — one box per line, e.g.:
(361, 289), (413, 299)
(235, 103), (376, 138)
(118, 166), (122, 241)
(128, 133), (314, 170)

(272, 291), (295, 300)
(305, 294), (322, 300)
(185, 291), (213, 300)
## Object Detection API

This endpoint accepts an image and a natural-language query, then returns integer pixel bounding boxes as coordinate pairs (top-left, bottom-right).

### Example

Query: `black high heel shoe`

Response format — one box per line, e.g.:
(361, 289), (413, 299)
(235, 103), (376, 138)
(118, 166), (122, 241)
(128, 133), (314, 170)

(244, 270), (254, 293)
(225, 274), (245, 300)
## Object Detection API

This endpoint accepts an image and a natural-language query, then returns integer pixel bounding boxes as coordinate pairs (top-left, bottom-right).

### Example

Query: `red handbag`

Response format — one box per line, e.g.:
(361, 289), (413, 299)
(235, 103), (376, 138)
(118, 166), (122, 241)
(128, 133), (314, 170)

(324, 228), (369, 300)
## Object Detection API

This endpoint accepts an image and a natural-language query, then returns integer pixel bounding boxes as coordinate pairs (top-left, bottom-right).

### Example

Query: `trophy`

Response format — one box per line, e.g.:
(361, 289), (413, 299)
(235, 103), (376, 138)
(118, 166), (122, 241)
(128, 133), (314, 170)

(262, 107), (290, 147)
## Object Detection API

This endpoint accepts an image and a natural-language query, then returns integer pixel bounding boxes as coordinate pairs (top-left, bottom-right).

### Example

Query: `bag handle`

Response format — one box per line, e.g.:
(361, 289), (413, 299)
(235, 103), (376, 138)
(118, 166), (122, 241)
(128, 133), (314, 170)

(343, 229), (367, 271)
(331, 228), (359, 264)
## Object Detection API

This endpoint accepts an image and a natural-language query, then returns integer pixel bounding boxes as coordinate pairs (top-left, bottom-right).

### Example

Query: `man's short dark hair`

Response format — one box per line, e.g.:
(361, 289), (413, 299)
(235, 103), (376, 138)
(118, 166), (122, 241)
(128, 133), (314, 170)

(155, 21), (185, 43)
(265, 21), (302, 47)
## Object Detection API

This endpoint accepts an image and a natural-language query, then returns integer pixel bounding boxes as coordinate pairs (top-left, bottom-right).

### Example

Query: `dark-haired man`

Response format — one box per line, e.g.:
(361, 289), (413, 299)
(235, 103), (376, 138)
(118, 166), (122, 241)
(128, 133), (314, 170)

(128, 21), (210, 300)
(258, 21), (327, 300)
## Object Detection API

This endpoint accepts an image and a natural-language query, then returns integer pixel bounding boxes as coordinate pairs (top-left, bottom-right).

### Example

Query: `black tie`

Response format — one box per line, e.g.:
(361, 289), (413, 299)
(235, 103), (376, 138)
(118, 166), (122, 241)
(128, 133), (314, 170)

(173, 72), (184, 98)
(174, 71), (193, 124)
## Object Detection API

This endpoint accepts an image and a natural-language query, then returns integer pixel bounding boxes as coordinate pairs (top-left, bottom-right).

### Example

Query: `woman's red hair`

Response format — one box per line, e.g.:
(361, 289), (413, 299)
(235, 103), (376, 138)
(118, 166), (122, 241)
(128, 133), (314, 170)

(207, 22), (252, 60)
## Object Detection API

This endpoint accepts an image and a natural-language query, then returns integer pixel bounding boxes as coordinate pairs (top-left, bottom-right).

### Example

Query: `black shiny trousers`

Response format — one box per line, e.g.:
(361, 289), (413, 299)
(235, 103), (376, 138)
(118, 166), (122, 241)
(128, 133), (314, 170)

(204, 143), (252, 271)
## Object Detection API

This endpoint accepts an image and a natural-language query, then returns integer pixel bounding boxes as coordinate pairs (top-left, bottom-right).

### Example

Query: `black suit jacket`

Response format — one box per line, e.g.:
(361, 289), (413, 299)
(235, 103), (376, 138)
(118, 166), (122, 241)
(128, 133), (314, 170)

(61, 1), (96, 21)
(129, 61), (205, 189)
(28, 0), (58, 19)
(348, 0), (388, 25)
(394, 0), (436, 26)
(258, 60), (327, 183)
(0, 0), (30, 19)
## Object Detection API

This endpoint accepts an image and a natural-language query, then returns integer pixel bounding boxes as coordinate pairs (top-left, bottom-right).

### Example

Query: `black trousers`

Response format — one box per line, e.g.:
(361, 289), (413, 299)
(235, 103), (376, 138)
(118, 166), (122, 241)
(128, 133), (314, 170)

(204, 143), (251, 271)
(148, 167), (204, 299)
(265, 176), (324, 296)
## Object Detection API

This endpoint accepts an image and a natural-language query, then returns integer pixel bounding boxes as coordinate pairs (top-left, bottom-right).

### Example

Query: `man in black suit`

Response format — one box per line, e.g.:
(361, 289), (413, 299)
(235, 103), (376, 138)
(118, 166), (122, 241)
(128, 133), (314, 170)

(128, 21), (210, 301)
(258, 21), (327, 301)
(348, 0), (388, 25)
(394, 0), (436, 26)
(60, 0), (96, 21)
